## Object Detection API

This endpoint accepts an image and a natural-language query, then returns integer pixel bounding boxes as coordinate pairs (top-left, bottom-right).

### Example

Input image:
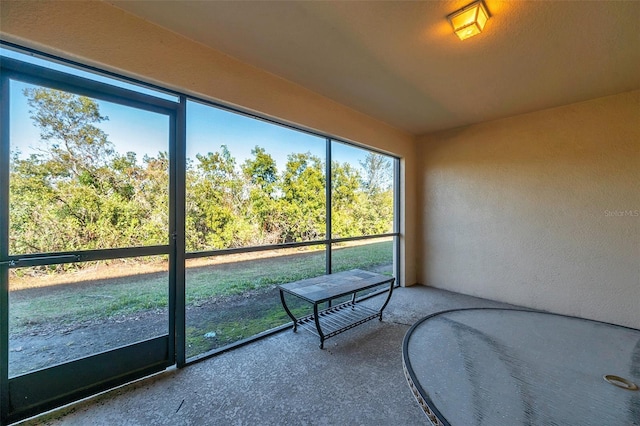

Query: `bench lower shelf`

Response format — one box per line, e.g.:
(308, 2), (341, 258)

(296, 302), (382, 347)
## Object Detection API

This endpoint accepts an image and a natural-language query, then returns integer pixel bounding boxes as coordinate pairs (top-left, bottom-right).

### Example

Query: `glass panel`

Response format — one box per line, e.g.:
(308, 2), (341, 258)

(331, 236), (394, 275)
(9, 81), (170, 255)
(185, 246), (326, 359)
(331, 141), (394, 238)
(331, 237), (394, 301)
(186, 100), (326, 252)
(8, 256), (169, 377)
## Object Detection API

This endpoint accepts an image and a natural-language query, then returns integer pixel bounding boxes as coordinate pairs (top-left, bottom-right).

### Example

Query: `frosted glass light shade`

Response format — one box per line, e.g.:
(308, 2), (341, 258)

(448, 1), (490, 40)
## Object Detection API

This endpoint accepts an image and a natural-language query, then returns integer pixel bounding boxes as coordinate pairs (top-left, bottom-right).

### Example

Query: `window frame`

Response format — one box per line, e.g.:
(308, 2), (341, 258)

(0, 40), (401, 388)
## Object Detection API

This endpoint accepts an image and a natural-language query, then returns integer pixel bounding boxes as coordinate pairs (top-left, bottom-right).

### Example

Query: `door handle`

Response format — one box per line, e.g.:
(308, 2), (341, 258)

(1, 254), (80, 267)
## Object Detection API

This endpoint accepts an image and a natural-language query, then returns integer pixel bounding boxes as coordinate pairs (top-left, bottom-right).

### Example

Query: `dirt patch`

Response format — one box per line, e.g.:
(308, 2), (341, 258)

(9, 288), (284, 377)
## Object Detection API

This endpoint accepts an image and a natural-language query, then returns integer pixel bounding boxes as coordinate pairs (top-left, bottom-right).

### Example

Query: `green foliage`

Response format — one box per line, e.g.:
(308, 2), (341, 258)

(331, 153), (393, 238)
(10, 88), (170, 258)
(11, 88), (394, 262)
(358, 152), (394, 234)
(186, 146), (253, 250)
(241, 146), (282, 243)
(280, 152), (326, 242)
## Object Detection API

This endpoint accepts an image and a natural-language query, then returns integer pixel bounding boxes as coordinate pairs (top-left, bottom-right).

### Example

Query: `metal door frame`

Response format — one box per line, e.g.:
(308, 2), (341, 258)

(0, 57), (185, 424)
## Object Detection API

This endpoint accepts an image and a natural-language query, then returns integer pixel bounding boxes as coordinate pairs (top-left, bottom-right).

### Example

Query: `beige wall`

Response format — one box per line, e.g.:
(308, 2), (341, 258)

(417, 90), (639, 328)
(0, 0), (418, 286)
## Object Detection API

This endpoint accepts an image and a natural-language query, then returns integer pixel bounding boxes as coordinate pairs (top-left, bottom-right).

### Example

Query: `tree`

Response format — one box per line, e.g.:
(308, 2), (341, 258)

(24, 88), (114, 179)
(360, 152), (392, 196)
(186, 145), (253, 250)
(10, 87), (170, 256)
(279, 152), (326, 242)
(242, 147), (282, 243)
(9, 152), (61, 254)
(11, 88), (116, 254)
(242, 146), (277, 192)
(358, 152), (394, 234)
(331, 161), (361, 238)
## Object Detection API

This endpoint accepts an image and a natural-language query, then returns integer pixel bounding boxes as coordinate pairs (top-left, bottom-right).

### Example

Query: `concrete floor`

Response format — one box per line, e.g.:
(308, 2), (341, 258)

(18, 285), (516, 426)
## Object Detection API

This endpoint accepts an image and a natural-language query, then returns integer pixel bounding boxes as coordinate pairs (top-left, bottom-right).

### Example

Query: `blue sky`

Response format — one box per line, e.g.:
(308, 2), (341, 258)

(3, 47), (383, 175)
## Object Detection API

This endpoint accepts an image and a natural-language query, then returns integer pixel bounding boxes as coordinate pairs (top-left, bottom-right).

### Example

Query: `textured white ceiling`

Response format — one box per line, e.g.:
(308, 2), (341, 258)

(108, 0), (640, 135)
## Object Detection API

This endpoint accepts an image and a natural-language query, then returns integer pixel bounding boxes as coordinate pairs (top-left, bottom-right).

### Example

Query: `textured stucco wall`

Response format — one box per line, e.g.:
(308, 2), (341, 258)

(0, 0), (418, 286)
(418, 91), (639, 328)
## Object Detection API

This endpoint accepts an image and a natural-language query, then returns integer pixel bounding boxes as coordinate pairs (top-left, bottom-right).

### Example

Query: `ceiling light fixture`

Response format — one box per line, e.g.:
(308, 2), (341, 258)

(448, 0), (490, 40)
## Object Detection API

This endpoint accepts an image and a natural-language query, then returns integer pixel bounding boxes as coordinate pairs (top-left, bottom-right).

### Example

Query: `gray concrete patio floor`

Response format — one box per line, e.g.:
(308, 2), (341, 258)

(17, 285), (517, 426)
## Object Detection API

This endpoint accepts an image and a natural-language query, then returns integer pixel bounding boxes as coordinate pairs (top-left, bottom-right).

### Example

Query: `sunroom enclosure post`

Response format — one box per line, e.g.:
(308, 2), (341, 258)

(0, 68), (11, 424)
(325, 137), (332, 275)
(175, 96), (187, 368)
(394, 157), (401, 286)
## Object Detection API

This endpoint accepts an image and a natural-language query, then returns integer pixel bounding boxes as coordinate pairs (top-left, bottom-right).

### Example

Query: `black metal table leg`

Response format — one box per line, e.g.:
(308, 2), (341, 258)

(378, 280), (395, 321)
(313, 303), (326, 349)
(279, 288), (298, 332)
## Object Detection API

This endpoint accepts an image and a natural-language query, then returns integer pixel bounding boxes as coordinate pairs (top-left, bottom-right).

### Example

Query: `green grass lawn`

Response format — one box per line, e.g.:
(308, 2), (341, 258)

(10, 240), (394, 357)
